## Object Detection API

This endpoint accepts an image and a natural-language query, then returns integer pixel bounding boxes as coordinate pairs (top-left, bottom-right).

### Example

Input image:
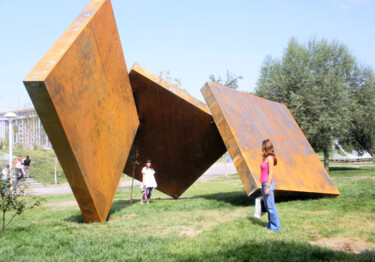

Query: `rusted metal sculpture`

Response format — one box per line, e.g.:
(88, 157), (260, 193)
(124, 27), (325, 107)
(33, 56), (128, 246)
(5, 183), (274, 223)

(124, 64), (227, 198)
(23, 0), (340, 224)
(23, 0), (139, 222)
(202, 82), (340, 198)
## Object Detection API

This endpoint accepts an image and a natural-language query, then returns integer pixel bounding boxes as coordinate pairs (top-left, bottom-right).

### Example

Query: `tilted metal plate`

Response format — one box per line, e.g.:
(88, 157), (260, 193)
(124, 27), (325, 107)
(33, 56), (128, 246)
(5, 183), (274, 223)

(202, 82), (339, 197)
(23, 0), (139, 222)
(124, 64), (227, 198)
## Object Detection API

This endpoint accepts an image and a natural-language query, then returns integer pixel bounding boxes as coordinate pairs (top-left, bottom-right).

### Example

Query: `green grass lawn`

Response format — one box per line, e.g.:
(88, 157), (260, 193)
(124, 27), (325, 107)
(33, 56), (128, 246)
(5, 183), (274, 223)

(0, 166), (374, 261)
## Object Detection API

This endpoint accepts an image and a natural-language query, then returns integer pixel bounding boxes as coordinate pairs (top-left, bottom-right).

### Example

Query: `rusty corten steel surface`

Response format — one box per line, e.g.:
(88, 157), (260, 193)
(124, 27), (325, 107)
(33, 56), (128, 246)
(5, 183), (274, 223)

(202, 82), (340, 197)
(23, 0), (139, 222)
(124, 64), (227, 198)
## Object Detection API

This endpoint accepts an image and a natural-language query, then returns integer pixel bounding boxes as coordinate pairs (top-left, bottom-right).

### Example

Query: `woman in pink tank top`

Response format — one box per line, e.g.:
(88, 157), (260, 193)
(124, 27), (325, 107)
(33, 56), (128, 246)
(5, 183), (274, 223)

(260, 139), (281, 231)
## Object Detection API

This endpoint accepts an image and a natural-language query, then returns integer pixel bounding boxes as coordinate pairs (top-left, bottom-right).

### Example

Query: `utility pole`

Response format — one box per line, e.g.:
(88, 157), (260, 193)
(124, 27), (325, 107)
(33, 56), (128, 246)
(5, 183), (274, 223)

(5, 112), (17, 177)
(54, 155), (58, 185)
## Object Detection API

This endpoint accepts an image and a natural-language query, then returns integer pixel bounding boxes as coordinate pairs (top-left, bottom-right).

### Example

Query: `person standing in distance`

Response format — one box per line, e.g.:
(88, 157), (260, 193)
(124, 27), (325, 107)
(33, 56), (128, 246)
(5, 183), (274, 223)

(260, 139), (281, 231)
(140, 160), (157, 205)
(23, 155), (31, 179)
(14, 156), (25, 181)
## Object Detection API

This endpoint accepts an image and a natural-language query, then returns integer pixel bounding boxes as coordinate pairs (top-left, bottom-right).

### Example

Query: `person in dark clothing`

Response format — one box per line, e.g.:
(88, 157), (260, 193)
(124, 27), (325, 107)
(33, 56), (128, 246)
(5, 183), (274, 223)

(23, 155), (31, 179)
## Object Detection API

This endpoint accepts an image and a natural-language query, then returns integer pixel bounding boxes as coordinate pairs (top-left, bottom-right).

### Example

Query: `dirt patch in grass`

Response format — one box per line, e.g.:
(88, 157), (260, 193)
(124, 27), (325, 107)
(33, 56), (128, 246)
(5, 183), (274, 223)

(177, 208), (248, 238)
(310, 238), (375, 254)
(179, 226), (203, 238)
(43, 200), (78, 210)
(309, 229), (322, 239)
(108, 214), (137, 222)
(134, 208), (248, 238)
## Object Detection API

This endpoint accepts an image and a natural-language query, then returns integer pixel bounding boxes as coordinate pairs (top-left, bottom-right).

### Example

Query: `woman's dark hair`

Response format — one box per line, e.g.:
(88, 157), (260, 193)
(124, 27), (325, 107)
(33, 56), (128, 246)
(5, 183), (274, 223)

(262, 139), (277, 166)
(145, 159), (153, 170)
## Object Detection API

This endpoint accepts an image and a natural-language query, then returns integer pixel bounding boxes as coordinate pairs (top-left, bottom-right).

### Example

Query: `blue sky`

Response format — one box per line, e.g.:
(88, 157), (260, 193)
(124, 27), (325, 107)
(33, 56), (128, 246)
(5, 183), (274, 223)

(0, 0), (374, 111)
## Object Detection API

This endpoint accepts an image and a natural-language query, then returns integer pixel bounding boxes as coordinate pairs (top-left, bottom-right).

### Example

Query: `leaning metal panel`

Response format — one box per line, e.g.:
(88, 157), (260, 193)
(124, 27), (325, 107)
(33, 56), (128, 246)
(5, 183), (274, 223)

(23, 0), (139, 222)
(202, 82), (339, 197)
(124, 64), (227, 198)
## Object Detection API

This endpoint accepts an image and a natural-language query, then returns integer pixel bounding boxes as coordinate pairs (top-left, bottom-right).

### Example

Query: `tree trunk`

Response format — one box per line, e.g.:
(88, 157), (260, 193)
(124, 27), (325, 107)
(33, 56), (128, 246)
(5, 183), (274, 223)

(323, 148), (329, 172)
(54, 156), (58, 185)
(2, 210), (5, 232)
(130, 164), (135, 207)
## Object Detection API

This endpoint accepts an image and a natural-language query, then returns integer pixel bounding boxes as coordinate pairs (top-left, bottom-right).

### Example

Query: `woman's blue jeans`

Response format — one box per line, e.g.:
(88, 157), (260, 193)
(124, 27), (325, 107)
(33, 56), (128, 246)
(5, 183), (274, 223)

(262, 182), (281, 231)
(142, 187), (153, 200)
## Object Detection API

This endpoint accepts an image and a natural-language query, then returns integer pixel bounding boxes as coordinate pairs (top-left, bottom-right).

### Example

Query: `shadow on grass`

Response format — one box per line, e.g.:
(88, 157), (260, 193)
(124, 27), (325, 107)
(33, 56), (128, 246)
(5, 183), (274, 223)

(247, 216), (268, 228)
(5, 226), (32, 233)
(66, 199), (131, 223)
(193, 191), (256, 207)
(67, 213), (85, 223)
(107, 199), (130, 220)
(192, 190), (326, 206)
(171, 239), (375, 262)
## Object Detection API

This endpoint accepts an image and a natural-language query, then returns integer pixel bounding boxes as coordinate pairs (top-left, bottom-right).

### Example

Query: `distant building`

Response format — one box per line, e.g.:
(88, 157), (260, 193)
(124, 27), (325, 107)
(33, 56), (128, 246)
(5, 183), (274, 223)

(0, 108), (52, 149)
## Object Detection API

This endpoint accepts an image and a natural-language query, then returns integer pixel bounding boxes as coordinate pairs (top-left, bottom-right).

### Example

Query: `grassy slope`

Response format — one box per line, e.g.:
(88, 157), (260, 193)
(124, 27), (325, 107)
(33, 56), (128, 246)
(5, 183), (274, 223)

(0, 167), (374, 261)
(1, 149), (227, 184)
(0, 148), (66, 185)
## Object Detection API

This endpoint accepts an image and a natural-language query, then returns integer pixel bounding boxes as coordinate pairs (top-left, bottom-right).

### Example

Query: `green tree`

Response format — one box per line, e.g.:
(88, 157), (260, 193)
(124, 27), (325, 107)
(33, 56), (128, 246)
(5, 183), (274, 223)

(346, 66), (375, 158)
(209, 70), (243, 89)
(0, 178), (42, 232)
(256, 38), (362, 171)
(159, 70), (188, 93)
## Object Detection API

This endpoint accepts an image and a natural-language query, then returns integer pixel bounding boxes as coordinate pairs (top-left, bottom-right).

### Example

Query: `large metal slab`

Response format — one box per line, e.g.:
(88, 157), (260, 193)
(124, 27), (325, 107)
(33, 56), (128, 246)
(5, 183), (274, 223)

(124, 64), (227, 198)
(23, 0), (139, 222)
(202, 82), (339, 197)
